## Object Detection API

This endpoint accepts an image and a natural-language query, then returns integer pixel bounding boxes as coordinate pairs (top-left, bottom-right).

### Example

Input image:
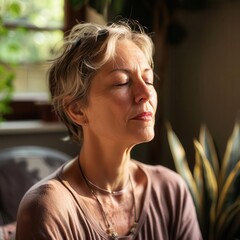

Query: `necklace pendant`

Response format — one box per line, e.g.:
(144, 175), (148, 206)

(107, 227), (118, 239)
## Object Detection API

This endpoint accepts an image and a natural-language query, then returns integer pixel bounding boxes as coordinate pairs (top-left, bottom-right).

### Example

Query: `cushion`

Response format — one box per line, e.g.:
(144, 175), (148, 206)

(0, 159), (34, 224)
(0, 146), (70, 225)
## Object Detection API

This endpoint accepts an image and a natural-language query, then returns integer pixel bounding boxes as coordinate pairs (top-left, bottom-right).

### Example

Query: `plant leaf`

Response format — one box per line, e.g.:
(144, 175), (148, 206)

(199, 124), (219, 178)
(217, 161), (240, 218)
(194, 139), (218, 239)
(8, 1), (22, 17)
(166, 122), (201, 215)
(194, 140), (218, 202)
(219, 119), (240, 189)
(193, 150), (203, 198)
(215, 198), (240, 240)
(193, 149), (204, 234)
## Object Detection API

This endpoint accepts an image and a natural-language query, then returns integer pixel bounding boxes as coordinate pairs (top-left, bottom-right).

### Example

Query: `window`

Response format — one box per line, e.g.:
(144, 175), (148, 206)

(0, 0), (64, 95)
(0, 0), (90, 120)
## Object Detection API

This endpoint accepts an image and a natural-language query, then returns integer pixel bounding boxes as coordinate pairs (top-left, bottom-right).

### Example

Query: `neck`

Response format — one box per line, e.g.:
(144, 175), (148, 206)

(79, 142), (133, 193)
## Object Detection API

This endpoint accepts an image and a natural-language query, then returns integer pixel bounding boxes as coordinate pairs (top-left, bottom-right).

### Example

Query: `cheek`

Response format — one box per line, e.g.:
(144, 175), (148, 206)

(114, 91), (132, 106)
(105, 94), (132, 119)
(86, 93), (130, 121)
(103, 88), (133, 109)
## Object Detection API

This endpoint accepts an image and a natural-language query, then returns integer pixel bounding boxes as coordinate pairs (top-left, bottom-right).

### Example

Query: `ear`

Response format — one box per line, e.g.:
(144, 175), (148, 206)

(64, 98), (87, 126)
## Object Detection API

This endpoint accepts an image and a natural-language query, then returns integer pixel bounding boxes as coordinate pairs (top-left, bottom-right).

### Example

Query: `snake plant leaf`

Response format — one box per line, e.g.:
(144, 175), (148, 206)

(217, 161), (240, 218)
(166, 122), (200, 214)
(219, 119), (240, 188)
(194, 139), (218, 235)
(194, 140), (218, 201)
(193, 150), (203, 198)
(199, 124), (219, 178)
(167, 121), (240, 240)
(193, 150), (204, 234)
(215, 198), (240, 240)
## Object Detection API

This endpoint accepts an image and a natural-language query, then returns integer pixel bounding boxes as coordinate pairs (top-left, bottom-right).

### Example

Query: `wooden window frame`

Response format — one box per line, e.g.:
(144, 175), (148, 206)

(4, 1), (86, 121)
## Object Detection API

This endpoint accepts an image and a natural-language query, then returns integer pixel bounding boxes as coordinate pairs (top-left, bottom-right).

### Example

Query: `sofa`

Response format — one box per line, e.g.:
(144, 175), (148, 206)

(0, 146), (71, 240)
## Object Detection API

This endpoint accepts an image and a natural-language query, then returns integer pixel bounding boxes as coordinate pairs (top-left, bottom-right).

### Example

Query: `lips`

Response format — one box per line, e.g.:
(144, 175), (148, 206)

(131, 111), (153, 121)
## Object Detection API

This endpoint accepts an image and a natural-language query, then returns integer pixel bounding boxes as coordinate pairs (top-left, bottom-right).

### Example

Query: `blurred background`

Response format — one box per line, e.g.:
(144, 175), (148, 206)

(0, 0), (240, 169)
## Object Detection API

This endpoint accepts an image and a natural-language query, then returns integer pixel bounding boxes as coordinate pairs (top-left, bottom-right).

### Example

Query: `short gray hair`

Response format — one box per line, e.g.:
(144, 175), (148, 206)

(48, 19), (155, 144)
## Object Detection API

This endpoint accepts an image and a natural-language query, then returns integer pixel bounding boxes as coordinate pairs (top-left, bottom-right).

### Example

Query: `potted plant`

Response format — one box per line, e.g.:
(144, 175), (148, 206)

(166, 119), (240, 240)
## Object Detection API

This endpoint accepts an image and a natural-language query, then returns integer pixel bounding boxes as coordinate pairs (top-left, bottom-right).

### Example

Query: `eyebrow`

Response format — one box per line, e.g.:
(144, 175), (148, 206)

(109, 68), (152, 74)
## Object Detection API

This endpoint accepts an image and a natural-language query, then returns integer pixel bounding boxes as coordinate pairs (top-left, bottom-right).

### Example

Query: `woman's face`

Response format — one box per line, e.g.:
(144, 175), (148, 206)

(82, 39), (158, 148)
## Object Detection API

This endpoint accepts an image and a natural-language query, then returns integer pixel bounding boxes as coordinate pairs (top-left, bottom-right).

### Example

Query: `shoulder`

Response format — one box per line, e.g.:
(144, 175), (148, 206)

(136, 161), (190, 203)
(18, 179), (64, 215)
(17, 169), (74, 221)
(137, 162), (186, 189)
(135, 162), (202, 239)
(137, 162), (195, 215)
(16, 177), (72, 235)
(16, 176), (78, 239)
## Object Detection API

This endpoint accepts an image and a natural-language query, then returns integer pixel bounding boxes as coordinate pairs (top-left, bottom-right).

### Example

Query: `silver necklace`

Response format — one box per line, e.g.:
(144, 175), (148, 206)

(78, 159), (138, 239)
(82, 170), (130, 196)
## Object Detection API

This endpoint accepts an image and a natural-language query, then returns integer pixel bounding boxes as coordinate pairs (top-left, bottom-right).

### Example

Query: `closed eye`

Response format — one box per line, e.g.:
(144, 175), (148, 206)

(114, 82), (130, 86)
(145, 81), (154, 86)
(114, 81), (154, 87)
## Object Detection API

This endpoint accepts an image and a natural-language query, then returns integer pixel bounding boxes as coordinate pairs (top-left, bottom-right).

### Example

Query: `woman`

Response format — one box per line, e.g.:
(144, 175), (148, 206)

(16, 20), (202, 239)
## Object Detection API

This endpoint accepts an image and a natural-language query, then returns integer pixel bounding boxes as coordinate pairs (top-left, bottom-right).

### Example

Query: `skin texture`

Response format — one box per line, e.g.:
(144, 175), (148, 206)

(83, 40), (157, 147)
(63, 39), (158, 235)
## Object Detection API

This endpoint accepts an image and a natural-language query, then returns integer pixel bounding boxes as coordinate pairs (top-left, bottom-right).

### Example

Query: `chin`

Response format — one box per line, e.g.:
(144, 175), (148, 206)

(143, 135), (155, 143)
(127, 126), (155, 145)
(137, 130), (155, 143)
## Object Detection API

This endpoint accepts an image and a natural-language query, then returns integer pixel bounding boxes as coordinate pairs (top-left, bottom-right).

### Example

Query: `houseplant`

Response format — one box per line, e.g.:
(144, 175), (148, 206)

(0, 1), (22, 121)
(0, 65), (14, 121)
(166, 119), (240, 240)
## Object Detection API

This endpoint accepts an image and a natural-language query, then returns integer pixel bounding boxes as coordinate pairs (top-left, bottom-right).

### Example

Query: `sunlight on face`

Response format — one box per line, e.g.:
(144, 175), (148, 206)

(83, 40), (158, 148)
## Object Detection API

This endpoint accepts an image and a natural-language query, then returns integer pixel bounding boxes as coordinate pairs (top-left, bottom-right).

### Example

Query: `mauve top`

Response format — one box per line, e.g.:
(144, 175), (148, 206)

(16, 161), (202, 240)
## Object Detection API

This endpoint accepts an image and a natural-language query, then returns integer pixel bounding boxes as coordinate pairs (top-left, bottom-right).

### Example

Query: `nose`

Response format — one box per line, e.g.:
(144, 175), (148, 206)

(134, 80), (153, 103)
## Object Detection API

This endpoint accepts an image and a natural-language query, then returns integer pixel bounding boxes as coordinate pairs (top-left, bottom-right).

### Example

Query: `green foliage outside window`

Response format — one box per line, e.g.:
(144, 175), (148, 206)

(0, 0), (64, 121)
(0, 0), (64, 64)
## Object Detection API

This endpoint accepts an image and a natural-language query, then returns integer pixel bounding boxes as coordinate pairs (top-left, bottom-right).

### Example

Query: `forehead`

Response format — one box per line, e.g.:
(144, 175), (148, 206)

(104, 39), (151, 71)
